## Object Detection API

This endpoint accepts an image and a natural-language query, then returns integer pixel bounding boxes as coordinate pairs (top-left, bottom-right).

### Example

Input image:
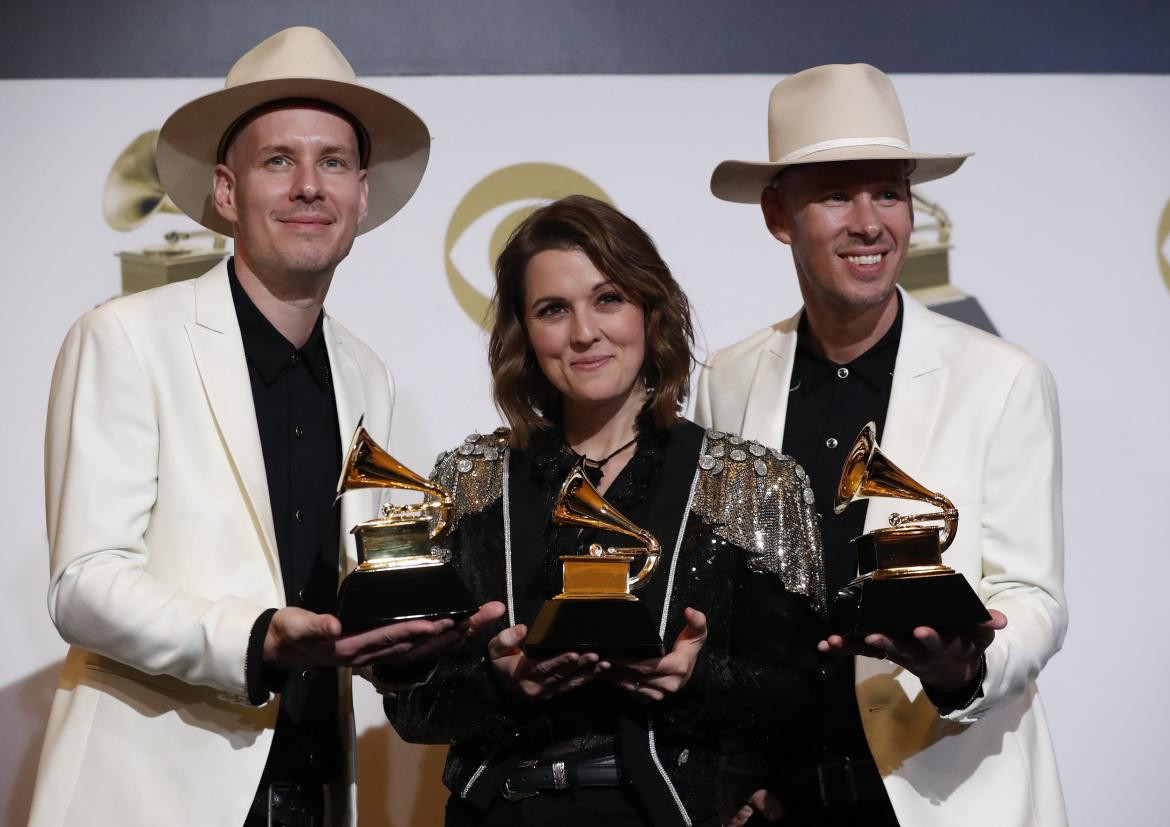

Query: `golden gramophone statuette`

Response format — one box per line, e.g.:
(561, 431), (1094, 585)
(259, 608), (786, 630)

(523, 464), (665, 658)
(104, 129), (227, 295)
(831, 422), (990, 636)
(335, 421), (477, 632)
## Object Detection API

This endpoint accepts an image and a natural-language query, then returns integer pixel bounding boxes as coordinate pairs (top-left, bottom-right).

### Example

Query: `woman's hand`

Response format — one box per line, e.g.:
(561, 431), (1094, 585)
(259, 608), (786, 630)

(487, 623), (607, 701)
(602, 608), (708, 701)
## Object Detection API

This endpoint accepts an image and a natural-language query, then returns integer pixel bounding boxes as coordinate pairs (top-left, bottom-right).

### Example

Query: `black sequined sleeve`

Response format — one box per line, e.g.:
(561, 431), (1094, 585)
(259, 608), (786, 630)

(654, 520), (822, 755)
(382, 510), (524, 748)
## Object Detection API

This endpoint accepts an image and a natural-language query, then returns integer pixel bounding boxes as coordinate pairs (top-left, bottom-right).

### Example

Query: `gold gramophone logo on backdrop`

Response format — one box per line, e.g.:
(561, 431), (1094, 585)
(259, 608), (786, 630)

(104, 130), (227, 295)
(1158, 197), (1170, 295)
(444, 163), (611, 329)
(903, 190), (997, 334)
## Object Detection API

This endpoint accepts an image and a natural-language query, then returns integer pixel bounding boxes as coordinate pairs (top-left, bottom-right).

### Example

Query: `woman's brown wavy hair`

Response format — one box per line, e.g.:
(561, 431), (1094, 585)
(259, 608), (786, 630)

(489, 195), (695, 448)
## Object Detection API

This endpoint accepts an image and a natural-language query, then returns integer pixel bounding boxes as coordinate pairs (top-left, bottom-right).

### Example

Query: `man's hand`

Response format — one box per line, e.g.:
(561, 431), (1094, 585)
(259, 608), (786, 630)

(818, 609), (1007, 693)
(487, 624), (607, 701)
(264, 601), (507, 670)
(602, 607), (708, 702)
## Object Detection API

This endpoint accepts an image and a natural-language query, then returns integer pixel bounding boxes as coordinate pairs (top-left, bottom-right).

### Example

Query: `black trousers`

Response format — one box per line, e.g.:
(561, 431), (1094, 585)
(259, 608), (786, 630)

(445, 786), (653, 827)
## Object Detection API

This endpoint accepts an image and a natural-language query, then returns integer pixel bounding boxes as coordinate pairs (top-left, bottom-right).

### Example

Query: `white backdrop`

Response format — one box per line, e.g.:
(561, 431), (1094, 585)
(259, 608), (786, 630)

(3, 73), (1169, 825)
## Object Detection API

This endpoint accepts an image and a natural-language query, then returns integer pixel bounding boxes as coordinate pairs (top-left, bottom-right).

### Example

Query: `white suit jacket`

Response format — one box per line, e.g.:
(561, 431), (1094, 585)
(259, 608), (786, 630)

(695, 290), (1067, 826)
(29, 261), (392, 827)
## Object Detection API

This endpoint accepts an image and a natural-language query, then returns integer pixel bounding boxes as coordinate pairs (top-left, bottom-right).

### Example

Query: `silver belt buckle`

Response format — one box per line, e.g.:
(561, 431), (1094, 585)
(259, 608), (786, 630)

(551, 760), (568, 790)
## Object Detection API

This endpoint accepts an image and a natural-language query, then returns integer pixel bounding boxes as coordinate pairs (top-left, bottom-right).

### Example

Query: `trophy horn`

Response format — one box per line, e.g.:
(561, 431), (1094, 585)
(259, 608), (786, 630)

(337, 420), (453, 539)
(102, 129), (182, 231)
(553, 464), (662, 590)
(834, 422), (959, 550)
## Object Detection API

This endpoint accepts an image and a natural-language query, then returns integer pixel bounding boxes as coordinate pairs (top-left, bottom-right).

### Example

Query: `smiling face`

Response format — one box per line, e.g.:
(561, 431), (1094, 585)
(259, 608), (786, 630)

(212, 103), (369, 285)
(524, 247), (647, 418)
(762, 159), (912, 316)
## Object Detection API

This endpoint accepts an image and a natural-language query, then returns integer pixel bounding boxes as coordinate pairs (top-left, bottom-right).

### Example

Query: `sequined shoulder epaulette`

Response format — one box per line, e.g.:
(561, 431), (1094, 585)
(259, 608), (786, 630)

(691, 430), (826, 612)
(431, 428), (510, 522)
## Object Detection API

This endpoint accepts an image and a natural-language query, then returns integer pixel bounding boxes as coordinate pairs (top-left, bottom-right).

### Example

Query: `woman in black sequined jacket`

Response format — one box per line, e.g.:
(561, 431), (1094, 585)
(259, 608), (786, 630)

(381, 196), (826, 827)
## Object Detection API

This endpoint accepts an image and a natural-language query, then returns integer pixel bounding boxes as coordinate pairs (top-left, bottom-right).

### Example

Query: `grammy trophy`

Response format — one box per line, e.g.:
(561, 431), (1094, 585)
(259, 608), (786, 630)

(523, 463), (665, 658)
(831, 422), (991, 636)
(335, 421), (477, 632)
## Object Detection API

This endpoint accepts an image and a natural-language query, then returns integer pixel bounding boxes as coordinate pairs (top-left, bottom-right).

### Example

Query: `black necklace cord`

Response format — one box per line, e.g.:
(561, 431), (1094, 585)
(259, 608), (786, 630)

(574, 436), (638, 469)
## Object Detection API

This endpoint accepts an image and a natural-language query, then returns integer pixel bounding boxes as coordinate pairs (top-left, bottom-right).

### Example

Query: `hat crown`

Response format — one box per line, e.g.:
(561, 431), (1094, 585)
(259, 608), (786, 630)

(767, 63), (911, 162)
(225, 26), (357, 90)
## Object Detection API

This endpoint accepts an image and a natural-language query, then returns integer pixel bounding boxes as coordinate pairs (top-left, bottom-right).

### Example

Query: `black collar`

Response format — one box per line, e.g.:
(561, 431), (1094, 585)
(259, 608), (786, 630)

(228, 258), (331, 388)
(526, 410), (668, 514)
(792, 291), (903, 394)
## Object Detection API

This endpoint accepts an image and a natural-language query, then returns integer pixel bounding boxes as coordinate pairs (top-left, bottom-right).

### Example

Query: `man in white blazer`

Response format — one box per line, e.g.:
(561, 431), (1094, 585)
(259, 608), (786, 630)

(701, 65), (1067, 826)
(30, 27), (501, 827)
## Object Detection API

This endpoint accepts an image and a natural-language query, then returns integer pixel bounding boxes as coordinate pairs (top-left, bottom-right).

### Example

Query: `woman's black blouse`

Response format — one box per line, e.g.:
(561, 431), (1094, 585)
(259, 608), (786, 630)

(384, 419), (825, 826)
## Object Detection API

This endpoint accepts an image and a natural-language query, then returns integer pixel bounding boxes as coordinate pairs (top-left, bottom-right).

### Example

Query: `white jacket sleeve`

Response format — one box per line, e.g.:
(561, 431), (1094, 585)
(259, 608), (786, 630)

(944, 359), (1067, 721)
(44, 307), (262, 700)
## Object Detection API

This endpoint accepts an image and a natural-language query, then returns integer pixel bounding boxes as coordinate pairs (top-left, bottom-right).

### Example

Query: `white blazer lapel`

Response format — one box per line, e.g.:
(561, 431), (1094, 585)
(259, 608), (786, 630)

(862, 291), (946, 535)
(325, 316), (368, 575)
(741, 313), (800, 450)
(856, 291), (946, 691)
(183, 263), (280, 577)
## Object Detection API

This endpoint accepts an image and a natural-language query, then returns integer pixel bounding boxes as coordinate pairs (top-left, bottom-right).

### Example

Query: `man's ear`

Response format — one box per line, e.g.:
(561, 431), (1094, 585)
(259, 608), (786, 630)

(211, 163), (237, 225)
(906, 178), (915, 231)
(761, 186), (794, 245)
(356, 168), (369, 226)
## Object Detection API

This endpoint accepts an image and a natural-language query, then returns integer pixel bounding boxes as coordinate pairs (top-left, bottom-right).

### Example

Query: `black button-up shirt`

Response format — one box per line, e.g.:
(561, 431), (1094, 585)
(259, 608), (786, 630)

(230, 260), (344, 785)
(782, 294), (902, 762)
(782, 298), (902, 596)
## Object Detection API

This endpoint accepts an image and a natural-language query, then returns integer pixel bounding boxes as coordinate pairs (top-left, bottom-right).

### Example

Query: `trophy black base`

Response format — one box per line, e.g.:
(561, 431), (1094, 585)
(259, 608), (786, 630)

(336, 563), (478, 633)
(830, 572), (991, 638)
(524, 598), (665, 659)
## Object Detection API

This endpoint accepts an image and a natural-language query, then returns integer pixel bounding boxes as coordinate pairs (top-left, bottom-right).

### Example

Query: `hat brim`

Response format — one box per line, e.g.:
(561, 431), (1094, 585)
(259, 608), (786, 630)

(156, 77), (430, 237)
(710, 145), (970, 204)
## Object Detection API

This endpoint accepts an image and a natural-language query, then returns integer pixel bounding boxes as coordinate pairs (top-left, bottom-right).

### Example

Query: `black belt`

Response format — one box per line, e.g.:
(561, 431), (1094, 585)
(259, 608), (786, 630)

(775, 755), (886, 807)
(247, 781), (325, 827)
(503, 753), (626, 800)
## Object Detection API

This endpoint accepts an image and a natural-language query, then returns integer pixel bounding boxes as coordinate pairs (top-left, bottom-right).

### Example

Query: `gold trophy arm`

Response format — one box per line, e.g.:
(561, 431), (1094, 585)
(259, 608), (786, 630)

(626, 534), (662, 591)
(430, 495), (454, 540)
(889, 494), (959, 551)
(585, 540), (661, 592)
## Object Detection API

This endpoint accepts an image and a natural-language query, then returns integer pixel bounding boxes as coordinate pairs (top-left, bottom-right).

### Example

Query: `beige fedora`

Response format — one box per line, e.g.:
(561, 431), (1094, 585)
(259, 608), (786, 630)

(711, 63), (969, 203)
(157, 26), (430, 237)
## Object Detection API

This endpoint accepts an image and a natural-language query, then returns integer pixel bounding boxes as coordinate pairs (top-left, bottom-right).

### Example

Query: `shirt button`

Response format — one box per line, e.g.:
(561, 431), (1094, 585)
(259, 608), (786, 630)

(295, 509), (305, 523)
(301, 669), (312, 682)
(826, 437), (839, 449)
(297, 588), (306, 603)
(290, 353), (300, 365)
(294, 424), (304, 438)
(837, 367), (850, 379)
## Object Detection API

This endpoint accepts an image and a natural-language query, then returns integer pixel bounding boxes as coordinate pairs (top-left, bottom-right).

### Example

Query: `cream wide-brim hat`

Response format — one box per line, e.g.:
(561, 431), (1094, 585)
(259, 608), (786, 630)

(711, 63), (970, 203)
(157, 26), (430, 237)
